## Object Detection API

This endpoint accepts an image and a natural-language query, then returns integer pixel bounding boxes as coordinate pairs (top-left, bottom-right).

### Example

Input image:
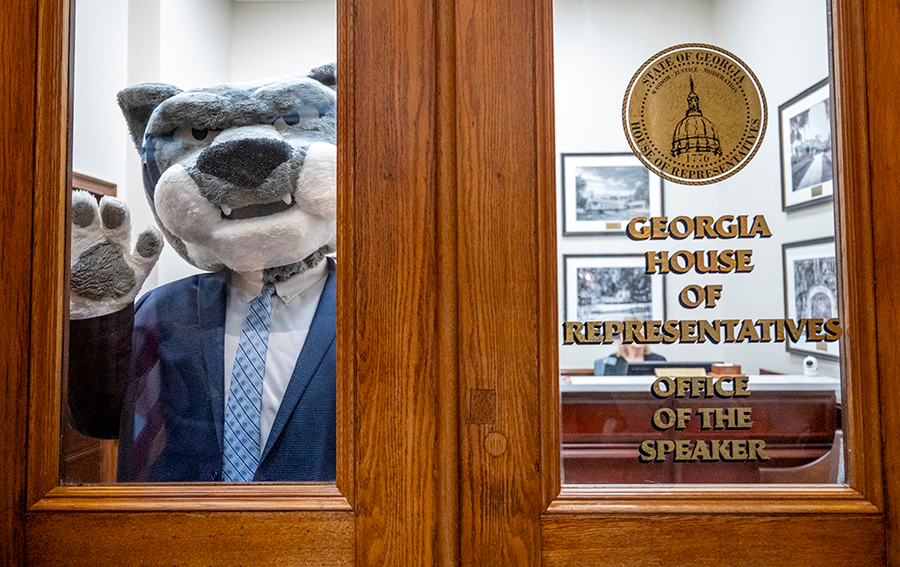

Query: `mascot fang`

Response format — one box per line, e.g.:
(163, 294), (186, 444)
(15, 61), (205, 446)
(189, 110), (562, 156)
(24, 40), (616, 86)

(67, 64), (338, 482)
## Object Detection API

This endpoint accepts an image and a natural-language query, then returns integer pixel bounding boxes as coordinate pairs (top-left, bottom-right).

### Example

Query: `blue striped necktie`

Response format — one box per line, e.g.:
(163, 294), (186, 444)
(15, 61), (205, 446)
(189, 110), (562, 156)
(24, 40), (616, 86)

(223, 283), (276, 482)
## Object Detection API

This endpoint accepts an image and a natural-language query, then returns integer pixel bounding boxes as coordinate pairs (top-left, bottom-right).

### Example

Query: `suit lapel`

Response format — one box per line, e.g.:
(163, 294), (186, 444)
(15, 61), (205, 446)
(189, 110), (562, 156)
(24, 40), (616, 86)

(198, 271), (229, 454)
(260, 260), (336, 463)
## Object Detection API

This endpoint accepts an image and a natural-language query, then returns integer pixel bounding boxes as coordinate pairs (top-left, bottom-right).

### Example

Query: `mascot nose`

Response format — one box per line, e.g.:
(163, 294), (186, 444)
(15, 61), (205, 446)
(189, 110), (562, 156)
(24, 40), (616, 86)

(196, 138), (293, 188)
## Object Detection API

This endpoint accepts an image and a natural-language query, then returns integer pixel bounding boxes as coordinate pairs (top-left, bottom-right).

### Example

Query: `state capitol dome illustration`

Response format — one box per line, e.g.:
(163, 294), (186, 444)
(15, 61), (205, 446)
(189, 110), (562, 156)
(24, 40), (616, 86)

(672, 77), (722, 157)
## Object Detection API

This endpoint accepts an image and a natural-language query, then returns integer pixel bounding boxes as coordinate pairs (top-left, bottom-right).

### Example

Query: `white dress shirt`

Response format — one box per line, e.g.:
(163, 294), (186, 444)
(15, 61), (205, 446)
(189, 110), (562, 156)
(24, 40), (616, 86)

(224, 260), (328, 456)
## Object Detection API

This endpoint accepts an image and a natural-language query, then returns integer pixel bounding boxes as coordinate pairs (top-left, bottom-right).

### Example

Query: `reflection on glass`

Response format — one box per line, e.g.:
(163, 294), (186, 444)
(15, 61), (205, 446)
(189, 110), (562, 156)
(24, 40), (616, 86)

(62, 0), (337, 484)
(555, 0), (844, 485)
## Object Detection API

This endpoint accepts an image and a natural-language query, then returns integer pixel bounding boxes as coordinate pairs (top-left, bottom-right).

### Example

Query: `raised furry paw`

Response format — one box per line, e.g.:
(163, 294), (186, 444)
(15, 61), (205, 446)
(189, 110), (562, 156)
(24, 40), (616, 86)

(69, 190), (163, 320)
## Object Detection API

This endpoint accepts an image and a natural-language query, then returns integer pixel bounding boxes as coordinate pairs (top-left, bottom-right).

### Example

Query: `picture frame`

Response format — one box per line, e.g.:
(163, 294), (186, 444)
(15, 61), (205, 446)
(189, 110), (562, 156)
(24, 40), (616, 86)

(563, 254), (666, 323)
(782, 237), (839, 361)
(560, 153), (663, 236)
(779, 78), (833, 212)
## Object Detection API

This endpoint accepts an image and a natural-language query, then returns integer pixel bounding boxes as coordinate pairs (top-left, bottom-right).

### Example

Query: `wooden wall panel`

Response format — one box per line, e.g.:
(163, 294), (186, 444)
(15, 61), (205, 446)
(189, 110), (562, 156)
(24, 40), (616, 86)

(26, 512), (354, 566)
(542, 515), (885, 567)
(0, 0), (38, 565)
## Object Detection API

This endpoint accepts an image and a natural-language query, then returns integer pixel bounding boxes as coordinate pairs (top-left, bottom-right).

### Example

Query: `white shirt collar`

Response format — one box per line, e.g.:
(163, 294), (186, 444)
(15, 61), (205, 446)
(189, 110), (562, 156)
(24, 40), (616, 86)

(229, 260), (328, 304)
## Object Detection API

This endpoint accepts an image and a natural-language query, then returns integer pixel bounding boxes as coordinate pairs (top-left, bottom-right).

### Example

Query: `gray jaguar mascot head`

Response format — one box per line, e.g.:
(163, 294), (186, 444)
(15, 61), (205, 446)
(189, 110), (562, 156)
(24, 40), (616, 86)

(117, 63), (336, 278)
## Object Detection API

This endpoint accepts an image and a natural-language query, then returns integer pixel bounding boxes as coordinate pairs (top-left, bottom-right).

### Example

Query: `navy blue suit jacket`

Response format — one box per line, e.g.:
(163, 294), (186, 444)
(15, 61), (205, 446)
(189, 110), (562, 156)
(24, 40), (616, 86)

(68, 261), (336, 482)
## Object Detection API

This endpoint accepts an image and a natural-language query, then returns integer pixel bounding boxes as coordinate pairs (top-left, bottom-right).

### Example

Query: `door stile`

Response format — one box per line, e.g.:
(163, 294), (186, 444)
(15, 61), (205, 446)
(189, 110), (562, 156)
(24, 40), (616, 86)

(830, 0), (883, 512)
(861, 1), (900, 564)
(347, 0), (443, 565)
(435, 0), (462, 564)
(535, 0), (563, 514)
(455, 0), (549, 564)
(27, 0), (71, 512)
(0, 0), (38, 565)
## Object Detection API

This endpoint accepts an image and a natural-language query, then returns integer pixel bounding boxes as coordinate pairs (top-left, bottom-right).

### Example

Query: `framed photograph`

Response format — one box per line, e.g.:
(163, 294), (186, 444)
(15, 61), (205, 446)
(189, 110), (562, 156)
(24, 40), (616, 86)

(563, 254), (665, 322)
(779, 78), (833, 212)
(561, 153), (663, 236)
(782, 237), (839, 361)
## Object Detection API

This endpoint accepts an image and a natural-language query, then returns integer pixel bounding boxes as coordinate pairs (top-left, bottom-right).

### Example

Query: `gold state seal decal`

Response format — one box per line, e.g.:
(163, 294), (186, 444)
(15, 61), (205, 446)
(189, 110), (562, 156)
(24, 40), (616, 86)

(623, 44), (766, 185)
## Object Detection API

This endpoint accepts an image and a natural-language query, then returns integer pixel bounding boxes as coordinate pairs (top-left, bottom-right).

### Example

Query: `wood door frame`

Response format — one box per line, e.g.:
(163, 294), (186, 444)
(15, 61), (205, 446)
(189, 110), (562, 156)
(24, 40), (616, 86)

(26, 0), (355, 513)
(5, 0), (900, 565)
(1, 0), (38, 564)
(19, 0), (454, 564)
(539, 0), (893, 564)
(451, 0), (894, 563)
(20, 0), (358, 563)
(541, 0), (883, 514)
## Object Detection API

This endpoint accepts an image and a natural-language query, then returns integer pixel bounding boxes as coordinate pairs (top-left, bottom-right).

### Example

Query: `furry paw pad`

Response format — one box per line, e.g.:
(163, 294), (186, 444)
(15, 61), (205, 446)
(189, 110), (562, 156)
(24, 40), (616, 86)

(70, 190), (163, 319)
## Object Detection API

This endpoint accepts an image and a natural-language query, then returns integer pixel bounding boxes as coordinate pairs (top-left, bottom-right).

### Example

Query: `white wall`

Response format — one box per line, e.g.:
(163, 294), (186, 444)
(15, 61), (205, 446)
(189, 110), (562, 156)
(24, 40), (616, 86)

(231, 1), (336, 82)
(555, 0), (837, 377)
(125, 0), (164, 291)
(160, 0), (233, 89)
(554, 0), (716, 160)
(72, 0), (129, 191)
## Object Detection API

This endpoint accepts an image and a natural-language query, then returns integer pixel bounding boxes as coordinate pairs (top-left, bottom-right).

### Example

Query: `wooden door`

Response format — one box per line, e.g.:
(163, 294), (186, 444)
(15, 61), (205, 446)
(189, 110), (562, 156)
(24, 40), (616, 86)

(2, 0), (899, 565)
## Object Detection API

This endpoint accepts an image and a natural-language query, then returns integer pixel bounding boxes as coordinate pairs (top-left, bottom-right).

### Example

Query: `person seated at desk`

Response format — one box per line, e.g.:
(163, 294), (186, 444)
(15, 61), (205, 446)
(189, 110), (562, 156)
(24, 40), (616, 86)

(594, 340), (666, 376)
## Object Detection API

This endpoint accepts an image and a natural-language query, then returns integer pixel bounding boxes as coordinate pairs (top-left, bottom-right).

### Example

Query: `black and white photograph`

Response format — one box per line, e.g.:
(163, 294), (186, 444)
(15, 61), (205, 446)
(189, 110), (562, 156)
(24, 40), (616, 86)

(561, 153), (663, 235)
(779, 79), (834, 211)
(783, 237), (839, 361)
(564, 254), (665, 322)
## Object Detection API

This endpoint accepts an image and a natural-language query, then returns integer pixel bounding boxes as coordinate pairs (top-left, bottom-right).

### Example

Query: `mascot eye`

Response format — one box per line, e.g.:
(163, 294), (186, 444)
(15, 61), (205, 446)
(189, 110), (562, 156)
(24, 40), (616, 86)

(272, 106), (321, 131)
(174, 127), (218, 144)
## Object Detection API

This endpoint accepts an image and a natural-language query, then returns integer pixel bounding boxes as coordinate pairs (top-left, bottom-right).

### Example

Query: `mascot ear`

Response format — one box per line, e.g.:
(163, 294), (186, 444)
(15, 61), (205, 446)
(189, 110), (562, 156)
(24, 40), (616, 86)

(117, 83), (182, 152)
(308, 62), (336, 90)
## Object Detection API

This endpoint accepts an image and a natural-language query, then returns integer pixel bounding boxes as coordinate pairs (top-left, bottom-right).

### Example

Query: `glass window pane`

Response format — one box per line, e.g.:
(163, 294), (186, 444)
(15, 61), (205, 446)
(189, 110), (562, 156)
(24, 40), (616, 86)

(62, 0), (337, 484)
(555, 0), (844, 485)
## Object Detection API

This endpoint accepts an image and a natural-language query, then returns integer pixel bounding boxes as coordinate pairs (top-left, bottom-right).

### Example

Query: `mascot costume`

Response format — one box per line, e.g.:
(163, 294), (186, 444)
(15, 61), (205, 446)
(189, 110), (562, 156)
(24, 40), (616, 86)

(67, 64), (337, 482)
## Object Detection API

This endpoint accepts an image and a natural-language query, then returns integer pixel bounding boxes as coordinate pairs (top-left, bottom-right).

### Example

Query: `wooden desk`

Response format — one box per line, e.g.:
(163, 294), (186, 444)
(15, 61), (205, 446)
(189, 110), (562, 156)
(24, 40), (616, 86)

(561, 375), (839, 484)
